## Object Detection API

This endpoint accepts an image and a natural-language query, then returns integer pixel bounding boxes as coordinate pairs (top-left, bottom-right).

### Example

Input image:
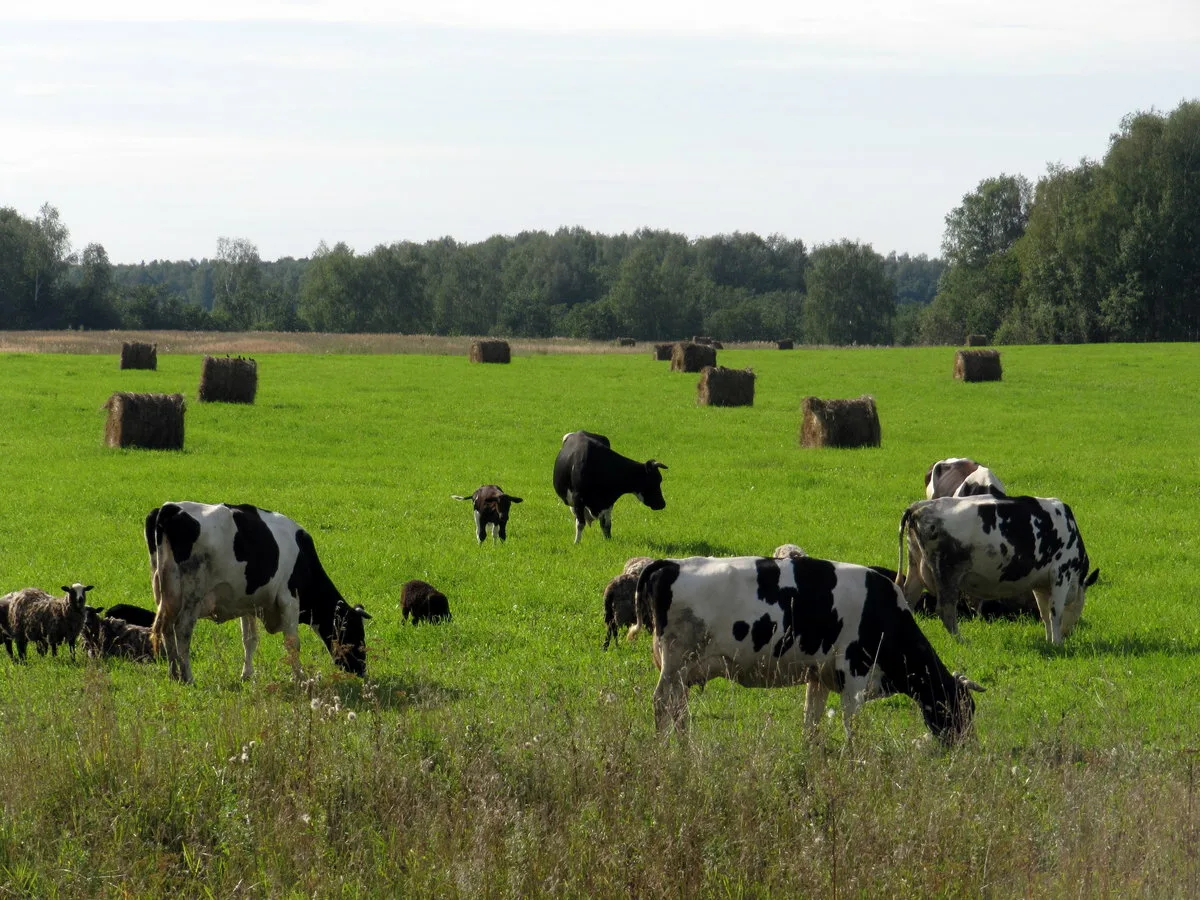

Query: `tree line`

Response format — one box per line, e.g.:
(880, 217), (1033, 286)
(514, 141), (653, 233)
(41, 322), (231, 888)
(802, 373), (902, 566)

(1, 101), (1195, 344)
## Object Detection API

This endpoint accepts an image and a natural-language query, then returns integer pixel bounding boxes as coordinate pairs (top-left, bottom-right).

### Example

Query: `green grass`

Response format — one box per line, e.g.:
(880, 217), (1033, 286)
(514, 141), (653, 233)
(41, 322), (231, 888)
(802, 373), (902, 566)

(1, 343), (1199, 896)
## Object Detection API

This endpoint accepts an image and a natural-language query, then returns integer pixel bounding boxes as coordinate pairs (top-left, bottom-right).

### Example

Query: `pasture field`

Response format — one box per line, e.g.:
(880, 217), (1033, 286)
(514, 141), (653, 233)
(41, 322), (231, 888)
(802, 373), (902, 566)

(0, 341), (1198, 896)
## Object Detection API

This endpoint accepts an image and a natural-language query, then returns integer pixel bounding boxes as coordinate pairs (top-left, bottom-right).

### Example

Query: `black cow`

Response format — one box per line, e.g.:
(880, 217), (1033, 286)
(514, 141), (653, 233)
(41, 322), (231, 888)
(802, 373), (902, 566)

(145, 501), (371, 683)
(630, 555), (983, 744)
(552, 430), (668, 543)
(451, 485), (523, 543)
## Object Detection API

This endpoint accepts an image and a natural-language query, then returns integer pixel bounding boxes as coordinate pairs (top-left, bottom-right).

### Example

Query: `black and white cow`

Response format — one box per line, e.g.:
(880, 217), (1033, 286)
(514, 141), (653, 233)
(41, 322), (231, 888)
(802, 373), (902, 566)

(925, 458), (1006, 499)
(631, 556), (983, 745)
(553, 430), (668, 543)
(451, 485), (523, 543)
(898, 494), (1092, 645)
(145, 502), (371, 683)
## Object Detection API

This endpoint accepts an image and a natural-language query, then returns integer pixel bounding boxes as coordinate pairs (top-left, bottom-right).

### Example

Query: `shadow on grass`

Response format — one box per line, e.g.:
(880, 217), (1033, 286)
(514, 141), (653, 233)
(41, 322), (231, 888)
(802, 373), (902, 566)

(644, 539), (742, 559)
(1015, 625), (1200, 659)
(343, 673), (466, 712)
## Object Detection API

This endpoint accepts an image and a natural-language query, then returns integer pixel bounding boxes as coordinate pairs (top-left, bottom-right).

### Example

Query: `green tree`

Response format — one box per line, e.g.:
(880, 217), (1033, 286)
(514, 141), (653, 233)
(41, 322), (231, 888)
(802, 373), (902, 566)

(213, 236), (264, 328)
(803, 241), (893, 345)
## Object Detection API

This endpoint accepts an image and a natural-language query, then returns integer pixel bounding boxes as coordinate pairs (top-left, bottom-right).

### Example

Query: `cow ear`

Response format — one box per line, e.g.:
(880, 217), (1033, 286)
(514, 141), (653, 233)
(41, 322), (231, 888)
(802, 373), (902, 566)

(355, 604), (373, 620)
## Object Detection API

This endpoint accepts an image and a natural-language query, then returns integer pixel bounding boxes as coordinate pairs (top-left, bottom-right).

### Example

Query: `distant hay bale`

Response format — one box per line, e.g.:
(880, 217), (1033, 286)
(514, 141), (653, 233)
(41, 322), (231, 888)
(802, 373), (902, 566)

(954, 349), (1002, 382)
(104, 392), (185, 450)
(711, 341), (724, 350)
(617, 337), (636, 347)
(653, 343), (674, 361)
(120, 342), (157, 370)
(470, 340), (511, 364)
(692, 335), (714, 346)
(777, 340), (794, 350)
(966, 334), (989, 347)
(800, 395), (882, 449)
(670, 341), (717, 373)
(198, 355), (258, 403)
(697, 366), (755, 407)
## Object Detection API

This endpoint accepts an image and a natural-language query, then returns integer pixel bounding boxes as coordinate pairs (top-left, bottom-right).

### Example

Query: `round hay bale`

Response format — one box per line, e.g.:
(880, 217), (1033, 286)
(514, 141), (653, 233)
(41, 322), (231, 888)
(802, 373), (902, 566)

(965, 334), (989, 347)
(470, 340), (511, 364)
(800, 395), (881, 448)
(104, 392), (185, 450)
(198, 355), (258, 403)
(954, 349), (1002, 382)
(120, 342), (157, 370)
(697, 366), (755, 407)
(653, 343), (674, 361)
(670, 341), (717, 373)
(776, 339), (794, 350)
(617, 337), (636, 347)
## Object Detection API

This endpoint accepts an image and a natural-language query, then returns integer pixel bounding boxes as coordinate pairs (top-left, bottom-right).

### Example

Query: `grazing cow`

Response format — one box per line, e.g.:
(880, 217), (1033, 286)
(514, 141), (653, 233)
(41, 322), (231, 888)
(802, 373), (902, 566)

(631, 556), (983, 744)
(898, 495), (1092, 644)
(553, 430), (668, 543)
(103, 603), (157, 629)
(451, 485), (523, 543)
(145, 502), (371, 684)
(401, 580), (451, 624)
(925, 458), (1006, 499)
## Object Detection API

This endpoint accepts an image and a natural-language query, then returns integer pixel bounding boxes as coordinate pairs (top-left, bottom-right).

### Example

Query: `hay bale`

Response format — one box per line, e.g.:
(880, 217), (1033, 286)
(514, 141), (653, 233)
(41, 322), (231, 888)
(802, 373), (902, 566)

(120, 342), (157, 370)
(692, 335), (714, 346)
(776, 340), (794, 350)
(965, 334), (989, 347)
(954, 349), (1002, 382)
(469, 340), (511, 364)
(697, 366), (755, 407)
(653, 343), (674, 361)
(617, 337), (636, 347)
(670, 341), (717, 373)
(104, 392), (185, 450)
(198, 355), (257, 403)
(800, 395), (882, 449)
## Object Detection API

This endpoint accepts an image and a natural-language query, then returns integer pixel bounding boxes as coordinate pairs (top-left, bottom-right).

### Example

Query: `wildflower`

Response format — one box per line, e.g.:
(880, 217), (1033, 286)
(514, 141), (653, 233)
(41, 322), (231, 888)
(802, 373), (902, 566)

(347, 711), (357, 722)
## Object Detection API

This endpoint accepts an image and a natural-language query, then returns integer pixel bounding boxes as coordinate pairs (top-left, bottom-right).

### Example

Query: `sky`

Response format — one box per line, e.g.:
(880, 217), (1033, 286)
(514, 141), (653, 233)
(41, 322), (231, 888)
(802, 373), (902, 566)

(2, 1), (1197, 264)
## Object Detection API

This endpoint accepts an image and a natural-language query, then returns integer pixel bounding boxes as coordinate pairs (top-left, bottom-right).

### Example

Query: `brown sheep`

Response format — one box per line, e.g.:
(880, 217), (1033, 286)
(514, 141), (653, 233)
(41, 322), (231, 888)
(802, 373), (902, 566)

(81, 606), (162, 661)
(7, 583), (92, 661)
(401, 580), (451, 624)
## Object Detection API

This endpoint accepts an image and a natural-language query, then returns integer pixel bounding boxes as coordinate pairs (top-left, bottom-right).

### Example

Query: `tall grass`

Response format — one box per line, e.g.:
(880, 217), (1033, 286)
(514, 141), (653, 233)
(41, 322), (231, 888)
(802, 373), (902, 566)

(0, 342), (1197, 895)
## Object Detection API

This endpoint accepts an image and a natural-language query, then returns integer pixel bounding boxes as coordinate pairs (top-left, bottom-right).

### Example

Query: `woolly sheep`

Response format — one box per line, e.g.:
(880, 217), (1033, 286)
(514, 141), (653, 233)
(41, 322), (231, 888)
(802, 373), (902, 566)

(7, 583), (92, 661)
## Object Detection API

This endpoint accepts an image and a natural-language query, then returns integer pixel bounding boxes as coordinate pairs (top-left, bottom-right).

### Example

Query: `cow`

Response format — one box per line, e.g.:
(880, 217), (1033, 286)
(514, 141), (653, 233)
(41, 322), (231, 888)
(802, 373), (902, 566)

(451, 485), (523, 543)
(630, 555), (983, 745)
(553, 430), (668, 543)
(145, 502), (371, 684)
(925, 458), (1006, 499)
(102, 603), (157, 629)
(898, 494), (1092, 645)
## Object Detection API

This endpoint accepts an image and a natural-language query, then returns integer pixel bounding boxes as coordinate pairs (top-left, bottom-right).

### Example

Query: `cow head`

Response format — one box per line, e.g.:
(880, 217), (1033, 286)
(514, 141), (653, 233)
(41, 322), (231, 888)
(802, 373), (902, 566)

(329, 600), (371, 678)
(635, 461), (668, 510)
(922, 672), (984, 745)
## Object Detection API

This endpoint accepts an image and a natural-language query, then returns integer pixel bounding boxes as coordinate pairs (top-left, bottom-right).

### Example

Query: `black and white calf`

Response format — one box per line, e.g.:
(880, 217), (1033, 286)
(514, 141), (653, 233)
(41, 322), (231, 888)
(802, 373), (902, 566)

(553, 430), (668, 543)
(631, 556), (983, 744)
(925, 458), (1006, 499)
(451, 485), (523, 543)
(898, 494), (1092, 645)
(145, 502), (371, 684)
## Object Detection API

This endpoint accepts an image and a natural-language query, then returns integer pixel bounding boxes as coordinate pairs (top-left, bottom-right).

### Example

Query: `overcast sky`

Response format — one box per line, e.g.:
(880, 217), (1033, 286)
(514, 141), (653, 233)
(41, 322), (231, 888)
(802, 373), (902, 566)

(2, 1), (1197, 264)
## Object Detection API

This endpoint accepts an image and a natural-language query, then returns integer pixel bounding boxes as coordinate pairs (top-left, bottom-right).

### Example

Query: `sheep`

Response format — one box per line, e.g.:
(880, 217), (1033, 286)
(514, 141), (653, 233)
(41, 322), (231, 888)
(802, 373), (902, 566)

(622, 556), (655, 577)
(7, 583), (93, 661)
(101, 603), (156, 629)
(772, 544), (808, 560)
(81, 606), (161, 661)
(603, 572), (653, 650)
(401, 580), (451, 624)
(0, 594), (14, 658)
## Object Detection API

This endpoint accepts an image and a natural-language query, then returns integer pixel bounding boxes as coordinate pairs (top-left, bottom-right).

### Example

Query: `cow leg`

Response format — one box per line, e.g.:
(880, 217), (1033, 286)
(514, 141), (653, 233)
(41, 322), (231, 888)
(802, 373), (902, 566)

(598, 508), (613, 540)
(1040, 585), (1069, 646)
(573, 511), (586, 544)
(240, 615), (259, 680)
(804, 677), (830, 734)
(931, 566), (965, 640)
(168, 613), (199, 683)
(1060, 579), (1086, 638)
(1031, 587), (1055, 643)
(474, 511), (486, 544)
(281, 601), (302, 682)
(838, 679), (867, 743)
(653, 673), (688, 734)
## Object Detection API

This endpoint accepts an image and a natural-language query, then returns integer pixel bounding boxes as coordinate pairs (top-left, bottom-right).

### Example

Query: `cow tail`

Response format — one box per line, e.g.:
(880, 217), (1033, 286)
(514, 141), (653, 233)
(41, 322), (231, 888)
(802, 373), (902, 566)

(896, 507), (914, 585)
(149, 536), (177, 657)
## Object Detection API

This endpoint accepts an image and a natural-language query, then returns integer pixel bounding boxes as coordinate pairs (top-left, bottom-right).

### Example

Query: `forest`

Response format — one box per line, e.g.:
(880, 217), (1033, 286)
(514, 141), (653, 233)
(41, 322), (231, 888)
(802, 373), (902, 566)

(1, 101), (1196, 344)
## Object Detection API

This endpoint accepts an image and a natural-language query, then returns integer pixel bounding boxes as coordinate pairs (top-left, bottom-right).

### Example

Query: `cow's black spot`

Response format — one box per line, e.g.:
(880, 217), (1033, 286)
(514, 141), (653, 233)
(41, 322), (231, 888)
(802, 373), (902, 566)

(639, 560), (681, 636)
(227, 504), (280, 594)
(979, 505), (998, 534)
(750, 614), (777, 652)
(996, 497), (1065, 582)
(158, 504), (201, 565)
(732, 620), (750, 642)
(782, 557), (843, 658)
